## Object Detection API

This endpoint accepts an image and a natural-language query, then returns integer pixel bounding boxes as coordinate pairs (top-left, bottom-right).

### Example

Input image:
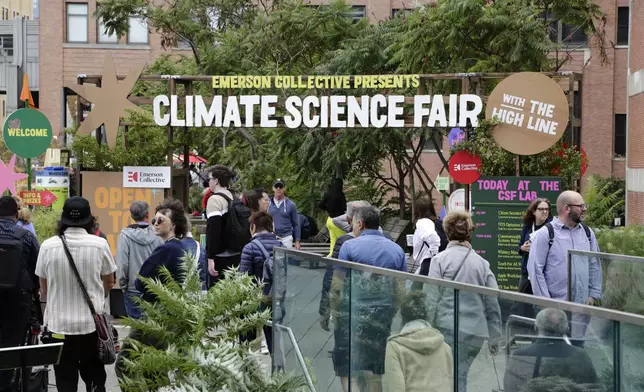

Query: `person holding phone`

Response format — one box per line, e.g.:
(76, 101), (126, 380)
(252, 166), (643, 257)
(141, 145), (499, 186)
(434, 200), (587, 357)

(518, 199), (552, 300)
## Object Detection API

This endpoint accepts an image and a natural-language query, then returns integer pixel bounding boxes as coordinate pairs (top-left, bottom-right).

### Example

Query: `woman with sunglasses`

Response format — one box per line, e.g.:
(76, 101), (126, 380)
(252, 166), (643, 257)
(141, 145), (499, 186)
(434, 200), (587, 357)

(517, 199), (552, 306)
(135, 199), (189, 303)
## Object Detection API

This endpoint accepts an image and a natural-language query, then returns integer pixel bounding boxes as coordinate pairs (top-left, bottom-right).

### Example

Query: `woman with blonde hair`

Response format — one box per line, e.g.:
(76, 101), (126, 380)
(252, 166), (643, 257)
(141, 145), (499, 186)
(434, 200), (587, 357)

(12, 195), (36, 236)
(425, 210), (501, 392)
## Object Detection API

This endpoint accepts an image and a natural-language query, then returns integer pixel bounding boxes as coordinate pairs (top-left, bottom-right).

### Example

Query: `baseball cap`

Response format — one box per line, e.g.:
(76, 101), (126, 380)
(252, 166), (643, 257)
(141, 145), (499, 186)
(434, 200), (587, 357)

(60, 196), (93, 226)
(273, 179), (286, 187)
(0, 196), (19, 217)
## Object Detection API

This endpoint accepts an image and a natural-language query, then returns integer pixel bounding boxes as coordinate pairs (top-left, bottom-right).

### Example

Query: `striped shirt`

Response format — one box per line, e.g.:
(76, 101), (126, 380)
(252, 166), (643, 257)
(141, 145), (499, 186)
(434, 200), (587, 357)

(35, 228), (117, 335)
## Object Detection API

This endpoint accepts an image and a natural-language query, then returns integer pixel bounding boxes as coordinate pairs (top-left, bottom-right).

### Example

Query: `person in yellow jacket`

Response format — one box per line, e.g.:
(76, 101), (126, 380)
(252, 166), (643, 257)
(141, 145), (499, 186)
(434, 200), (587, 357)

(384, 291), (453, 392)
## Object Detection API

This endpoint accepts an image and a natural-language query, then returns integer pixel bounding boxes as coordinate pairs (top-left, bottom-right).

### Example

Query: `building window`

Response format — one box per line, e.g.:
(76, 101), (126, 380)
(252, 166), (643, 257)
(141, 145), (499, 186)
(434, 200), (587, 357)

(0, 35), (14, 56)
(1, 8), (5, 20)
(614, 114), (626, 156)
(127, 16), (148, 44)
(66, 3), (88, 43)
(346, 5), (365, 23)
(97, 14), (118, 43)
(422, 132), (444, 151)
(540, 12), (587, 45)
(392, 8), (412, 18)
(617, 7), (629, 45)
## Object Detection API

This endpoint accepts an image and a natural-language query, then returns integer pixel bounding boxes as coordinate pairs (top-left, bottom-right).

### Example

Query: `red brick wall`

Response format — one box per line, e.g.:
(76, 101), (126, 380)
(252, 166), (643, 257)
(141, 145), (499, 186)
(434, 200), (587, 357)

(39, 0), (191, 137)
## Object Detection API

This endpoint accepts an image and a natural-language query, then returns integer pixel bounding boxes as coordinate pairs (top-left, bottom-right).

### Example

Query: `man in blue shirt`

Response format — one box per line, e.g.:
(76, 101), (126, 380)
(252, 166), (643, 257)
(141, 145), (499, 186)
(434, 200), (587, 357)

(333, 206), (406, 392)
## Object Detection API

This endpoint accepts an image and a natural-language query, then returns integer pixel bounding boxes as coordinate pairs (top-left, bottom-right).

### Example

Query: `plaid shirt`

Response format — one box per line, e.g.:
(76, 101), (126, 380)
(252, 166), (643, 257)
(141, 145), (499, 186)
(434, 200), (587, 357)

(0, 217), (40, 290)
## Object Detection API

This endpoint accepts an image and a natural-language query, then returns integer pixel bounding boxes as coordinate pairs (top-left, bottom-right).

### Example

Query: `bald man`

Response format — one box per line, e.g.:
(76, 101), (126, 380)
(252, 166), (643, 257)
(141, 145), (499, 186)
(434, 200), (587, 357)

(526, 191), (602, 338)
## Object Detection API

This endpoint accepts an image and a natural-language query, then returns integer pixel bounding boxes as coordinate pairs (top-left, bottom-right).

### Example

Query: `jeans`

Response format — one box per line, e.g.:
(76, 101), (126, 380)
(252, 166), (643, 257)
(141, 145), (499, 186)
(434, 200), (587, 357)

(123, 291), (143, 319)
(0, 291), (31, 391)
(51, 332), (107, 392)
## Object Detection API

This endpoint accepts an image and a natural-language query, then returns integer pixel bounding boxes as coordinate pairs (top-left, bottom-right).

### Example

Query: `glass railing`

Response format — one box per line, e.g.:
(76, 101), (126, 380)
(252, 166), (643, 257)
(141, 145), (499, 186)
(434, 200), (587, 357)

(273, 247), (644, 392)
(567, 250), (644, 392)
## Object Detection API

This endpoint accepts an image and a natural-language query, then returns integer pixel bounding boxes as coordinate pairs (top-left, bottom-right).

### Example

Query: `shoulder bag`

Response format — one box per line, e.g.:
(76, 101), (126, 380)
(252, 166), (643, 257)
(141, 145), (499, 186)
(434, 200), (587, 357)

(59, 235), (117, 365)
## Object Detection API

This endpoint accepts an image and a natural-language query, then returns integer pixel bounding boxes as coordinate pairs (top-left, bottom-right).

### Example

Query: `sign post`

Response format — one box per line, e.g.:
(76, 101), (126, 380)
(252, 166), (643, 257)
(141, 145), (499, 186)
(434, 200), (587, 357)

(471, 176), (561, 290)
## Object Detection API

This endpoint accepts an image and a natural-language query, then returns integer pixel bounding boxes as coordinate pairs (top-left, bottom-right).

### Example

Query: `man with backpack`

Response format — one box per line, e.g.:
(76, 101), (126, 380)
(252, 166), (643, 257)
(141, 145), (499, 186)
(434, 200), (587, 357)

(0, 196), (40, 391)
(527, 190), (602, 339)
(205, 165), (251, 286)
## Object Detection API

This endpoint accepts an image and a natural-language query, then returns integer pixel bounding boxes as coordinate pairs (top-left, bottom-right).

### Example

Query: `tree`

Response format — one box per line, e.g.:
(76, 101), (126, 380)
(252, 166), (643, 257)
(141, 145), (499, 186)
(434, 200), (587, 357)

(94, 0), (609, 217)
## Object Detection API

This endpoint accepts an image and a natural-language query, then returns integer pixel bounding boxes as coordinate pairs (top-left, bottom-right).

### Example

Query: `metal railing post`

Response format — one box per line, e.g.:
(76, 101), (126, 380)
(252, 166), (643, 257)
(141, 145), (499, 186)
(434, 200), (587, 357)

(453, 289), (460, 392)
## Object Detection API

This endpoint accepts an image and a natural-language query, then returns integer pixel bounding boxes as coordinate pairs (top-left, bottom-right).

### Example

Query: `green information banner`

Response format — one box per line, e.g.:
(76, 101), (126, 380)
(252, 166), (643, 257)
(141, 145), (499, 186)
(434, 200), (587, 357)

(471, 176), (561, 291)
(2, 108), (53, 159)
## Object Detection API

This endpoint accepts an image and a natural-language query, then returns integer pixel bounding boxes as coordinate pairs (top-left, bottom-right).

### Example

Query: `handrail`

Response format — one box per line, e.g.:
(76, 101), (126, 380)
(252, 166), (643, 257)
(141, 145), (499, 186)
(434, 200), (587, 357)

(275, 248), (644, 327)
(266, 321), (317, 392)
(568, 249), (644, 264)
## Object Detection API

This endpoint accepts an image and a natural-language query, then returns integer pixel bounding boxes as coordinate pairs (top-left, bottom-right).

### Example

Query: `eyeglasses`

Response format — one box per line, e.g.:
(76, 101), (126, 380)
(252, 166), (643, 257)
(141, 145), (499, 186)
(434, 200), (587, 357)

(567, 204), (587, 210)
(152, 217), (165, 225)
(536, 208), (549, 212)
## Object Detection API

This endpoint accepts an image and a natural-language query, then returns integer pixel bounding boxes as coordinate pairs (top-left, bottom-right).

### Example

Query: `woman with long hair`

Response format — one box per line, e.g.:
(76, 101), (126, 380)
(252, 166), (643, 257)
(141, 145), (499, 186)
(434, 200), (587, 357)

(12, 195), (36, 236)
(412, 197), (448, 276)
(518, 198), (552, 297)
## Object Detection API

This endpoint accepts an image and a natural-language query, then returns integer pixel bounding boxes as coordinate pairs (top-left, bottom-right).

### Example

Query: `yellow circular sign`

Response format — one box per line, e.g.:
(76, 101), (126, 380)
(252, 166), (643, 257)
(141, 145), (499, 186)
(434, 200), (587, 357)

(486, 72), (569, 155)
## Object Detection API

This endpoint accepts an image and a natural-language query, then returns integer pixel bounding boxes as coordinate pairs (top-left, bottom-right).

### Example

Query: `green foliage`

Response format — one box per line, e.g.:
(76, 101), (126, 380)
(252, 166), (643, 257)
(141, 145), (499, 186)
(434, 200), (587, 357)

(450, 121), (583, 189)
(119, 258), (307, 392)
(582, 175), (625, 227)
(594, 226), (644, 316)
(31, 207), (60, 243)
(68, 111), (170, 171)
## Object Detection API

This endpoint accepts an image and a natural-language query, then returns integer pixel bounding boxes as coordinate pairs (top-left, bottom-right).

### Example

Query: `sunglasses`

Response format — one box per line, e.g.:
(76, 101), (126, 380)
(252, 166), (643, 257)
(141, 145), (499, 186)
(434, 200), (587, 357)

(151, 216), (166, 226)
(274, 184), (284, 189)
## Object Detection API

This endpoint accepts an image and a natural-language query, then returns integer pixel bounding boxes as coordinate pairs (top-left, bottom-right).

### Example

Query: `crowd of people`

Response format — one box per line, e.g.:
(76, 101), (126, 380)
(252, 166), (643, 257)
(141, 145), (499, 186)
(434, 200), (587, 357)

(313, 189), (602, 392)
(0, 161), (605, 392)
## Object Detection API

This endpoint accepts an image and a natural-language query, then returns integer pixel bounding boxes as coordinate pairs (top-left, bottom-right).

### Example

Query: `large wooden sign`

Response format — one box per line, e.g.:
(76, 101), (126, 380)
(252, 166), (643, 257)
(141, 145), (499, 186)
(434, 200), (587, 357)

(81, 172), (165, 254)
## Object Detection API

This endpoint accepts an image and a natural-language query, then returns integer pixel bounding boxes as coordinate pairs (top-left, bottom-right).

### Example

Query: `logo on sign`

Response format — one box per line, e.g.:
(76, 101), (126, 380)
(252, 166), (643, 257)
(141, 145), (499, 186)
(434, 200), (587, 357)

(448, 151), (482, 185)
(123, 166), (171, 189)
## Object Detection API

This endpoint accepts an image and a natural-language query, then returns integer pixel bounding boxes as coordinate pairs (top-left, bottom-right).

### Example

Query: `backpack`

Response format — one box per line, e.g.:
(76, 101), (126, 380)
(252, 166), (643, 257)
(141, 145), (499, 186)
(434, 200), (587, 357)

(434, 219), (449, 253)
(214, 192), (252, 253)
(252, 239), (275, 302)
(545, 222), (592, 251)
(0, 228), (28, 291)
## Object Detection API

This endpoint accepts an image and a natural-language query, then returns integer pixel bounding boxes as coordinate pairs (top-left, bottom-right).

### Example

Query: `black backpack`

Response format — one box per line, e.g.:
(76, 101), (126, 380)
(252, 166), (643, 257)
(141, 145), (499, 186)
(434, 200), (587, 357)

(0, 228), (28, 291)
(434, 219), (449, 253)
(214, 192), (252, 253)
(545, 222), (592, 250)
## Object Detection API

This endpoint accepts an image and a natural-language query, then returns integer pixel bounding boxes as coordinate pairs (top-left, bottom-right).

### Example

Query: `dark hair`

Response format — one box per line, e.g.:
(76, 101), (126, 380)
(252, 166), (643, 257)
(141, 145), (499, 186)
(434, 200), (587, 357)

(354, 206), (380, 230)
(523, 198), (551, 224)
(208, 165), (235, 188)
(400, 291), (429, 325)
(57, 216), (96, 236)
(250, 211), (274, 233)
(416, 197), (437, 221)
(156, 198), (189, 238)
(244, 189), (265, 213)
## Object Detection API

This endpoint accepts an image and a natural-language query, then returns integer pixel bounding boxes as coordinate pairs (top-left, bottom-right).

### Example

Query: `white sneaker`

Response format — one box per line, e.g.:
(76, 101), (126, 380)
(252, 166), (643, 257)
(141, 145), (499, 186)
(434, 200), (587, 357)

(260, 339), (269, 355)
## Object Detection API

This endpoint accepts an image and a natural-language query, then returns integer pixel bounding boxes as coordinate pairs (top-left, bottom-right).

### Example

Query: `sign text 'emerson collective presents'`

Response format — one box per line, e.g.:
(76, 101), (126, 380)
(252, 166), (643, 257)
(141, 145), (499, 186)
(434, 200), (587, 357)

(152, 75), (483, 129)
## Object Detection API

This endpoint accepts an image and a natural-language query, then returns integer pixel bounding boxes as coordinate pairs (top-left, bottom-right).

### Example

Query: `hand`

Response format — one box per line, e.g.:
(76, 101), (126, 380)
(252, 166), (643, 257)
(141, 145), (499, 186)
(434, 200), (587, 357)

(295, 242), (301, 250)
(520, 242), (531, 252)
(586, 297), (595, 306)
(208, 259), (218, 277)
(489, 341), (500, 355)
(320, 315), (330, 331)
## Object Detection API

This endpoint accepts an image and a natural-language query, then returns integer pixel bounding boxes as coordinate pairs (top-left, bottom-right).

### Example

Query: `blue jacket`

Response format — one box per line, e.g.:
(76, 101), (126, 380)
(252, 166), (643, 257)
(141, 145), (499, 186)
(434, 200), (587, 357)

(268, 196), (301, 241)
(518, 217), (552, 274)
(136, 238), (186, 302)
(240, 232), (282, 296)
(181, 236), (208, 290)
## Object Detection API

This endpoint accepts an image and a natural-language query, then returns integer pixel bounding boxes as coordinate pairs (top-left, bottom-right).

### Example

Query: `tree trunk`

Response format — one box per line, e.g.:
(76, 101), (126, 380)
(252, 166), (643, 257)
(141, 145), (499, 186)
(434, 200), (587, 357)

(397, 160), (405, 219)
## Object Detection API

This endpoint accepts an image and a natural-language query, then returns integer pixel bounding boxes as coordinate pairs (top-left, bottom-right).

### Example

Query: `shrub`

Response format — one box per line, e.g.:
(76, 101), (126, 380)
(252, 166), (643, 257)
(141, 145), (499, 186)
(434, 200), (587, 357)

(31, 207), (60, 243)
(118, 258), (307, 392)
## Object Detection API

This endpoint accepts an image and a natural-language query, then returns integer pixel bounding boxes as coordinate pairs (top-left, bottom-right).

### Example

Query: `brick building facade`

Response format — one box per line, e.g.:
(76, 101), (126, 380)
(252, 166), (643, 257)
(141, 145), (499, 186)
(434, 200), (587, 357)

(626, 0), (643, 225)
(38, 0), (190, 138)
(40, 1), (632, 207)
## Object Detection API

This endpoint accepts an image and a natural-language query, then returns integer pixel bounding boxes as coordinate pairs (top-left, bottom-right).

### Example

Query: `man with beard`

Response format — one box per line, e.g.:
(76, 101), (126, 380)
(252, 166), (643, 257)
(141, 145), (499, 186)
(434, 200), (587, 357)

(527, 191), (602, 339)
